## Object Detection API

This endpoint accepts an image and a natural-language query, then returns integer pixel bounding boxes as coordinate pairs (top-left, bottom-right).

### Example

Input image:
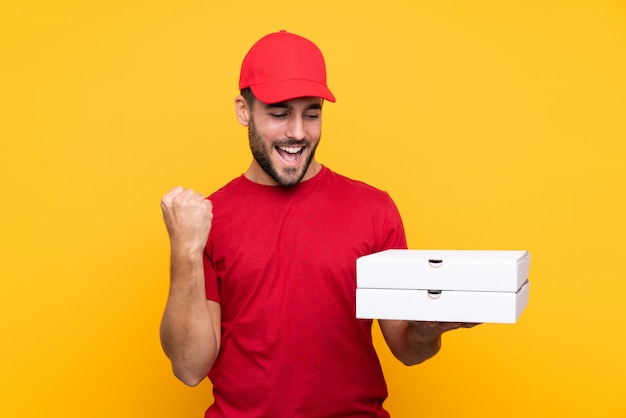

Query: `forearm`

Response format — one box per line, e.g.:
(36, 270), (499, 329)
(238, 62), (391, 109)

(160, 250), (219, 386)
(379, 320), (442, 366)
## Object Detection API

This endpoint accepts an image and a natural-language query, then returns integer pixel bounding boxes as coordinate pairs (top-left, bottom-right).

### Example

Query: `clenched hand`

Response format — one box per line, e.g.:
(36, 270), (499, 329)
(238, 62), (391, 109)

(161, 186), (213, 255)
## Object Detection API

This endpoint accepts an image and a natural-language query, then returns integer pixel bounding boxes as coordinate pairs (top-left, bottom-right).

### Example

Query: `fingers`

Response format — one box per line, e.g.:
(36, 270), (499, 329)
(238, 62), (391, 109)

(162, 187), (207, 207)
(160, 186), (213, 251)
(408, 320), (481, 335)
(161, 186), (197, 211)
(441, 322), (481, 329)
(161, 186), (183, 206)
(161, 187), (212, 227)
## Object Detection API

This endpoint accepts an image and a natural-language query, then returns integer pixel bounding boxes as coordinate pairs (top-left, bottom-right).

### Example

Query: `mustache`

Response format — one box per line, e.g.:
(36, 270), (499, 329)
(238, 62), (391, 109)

(272, 139), (310, 147)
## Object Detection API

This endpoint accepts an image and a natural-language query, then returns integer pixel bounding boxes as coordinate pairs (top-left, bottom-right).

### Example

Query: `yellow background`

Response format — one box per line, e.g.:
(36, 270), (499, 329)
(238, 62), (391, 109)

(1, 1), (625, 417)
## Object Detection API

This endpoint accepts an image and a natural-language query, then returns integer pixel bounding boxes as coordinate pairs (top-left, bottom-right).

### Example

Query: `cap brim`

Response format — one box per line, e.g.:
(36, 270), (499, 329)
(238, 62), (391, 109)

(250, 79), (336, 104)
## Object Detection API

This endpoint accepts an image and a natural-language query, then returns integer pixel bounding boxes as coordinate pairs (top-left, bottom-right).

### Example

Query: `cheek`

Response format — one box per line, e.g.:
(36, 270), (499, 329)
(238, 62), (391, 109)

(307, 127), (322, 141)
(255, 120), (283, 140)
(305, 120), (322, 137)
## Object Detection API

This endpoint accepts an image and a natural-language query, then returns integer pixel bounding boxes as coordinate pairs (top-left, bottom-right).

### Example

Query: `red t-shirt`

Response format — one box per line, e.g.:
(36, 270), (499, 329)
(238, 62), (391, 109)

(203, 166), (407, 417)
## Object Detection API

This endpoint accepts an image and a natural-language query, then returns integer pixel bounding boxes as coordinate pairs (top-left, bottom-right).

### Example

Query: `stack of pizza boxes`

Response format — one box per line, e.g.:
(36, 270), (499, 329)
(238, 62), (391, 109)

(356, 250), (531, 324)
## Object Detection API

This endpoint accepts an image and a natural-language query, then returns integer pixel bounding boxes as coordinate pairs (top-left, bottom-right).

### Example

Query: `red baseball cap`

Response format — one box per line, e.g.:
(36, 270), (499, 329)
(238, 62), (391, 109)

(239, 30), (336, 104)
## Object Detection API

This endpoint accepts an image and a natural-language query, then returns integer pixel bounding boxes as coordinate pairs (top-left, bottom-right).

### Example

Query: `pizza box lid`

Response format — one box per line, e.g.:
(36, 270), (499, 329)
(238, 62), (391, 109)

(356, 249), (531, 292)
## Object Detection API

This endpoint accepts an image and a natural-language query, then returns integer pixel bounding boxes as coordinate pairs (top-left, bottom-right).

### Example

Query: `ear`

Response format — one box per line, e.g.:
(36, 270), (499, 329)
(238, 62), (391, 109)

(234, 95), (251, 127)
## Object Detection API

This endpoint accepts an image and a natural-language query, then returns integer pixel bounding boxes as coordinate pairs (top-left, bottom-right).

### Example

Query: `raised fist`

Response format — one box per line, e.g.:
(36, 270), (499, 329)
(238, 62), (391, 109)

(161, 186), (213, 254)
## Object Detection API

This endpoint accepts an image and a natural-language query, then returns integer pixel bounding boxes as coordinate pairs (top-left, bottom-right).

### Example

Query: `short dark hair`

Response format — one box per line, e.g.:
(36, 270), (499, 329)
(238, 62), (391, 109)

(241, 87), (256, 109)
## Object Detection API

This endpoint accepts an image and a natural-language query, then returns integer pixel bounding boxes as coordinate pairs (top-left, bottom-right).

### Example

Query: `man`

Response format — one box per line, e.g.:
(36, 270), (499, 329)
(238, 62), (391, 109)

(160, 30), (474, 417)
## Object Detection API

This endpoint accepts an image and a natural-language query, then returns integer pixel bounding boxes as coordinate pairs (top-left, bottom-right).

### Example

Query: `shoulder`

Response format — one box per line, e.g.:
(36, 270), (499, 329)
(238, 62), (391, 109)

(322, 166), (393, 201)
(207, 176), (248, 201)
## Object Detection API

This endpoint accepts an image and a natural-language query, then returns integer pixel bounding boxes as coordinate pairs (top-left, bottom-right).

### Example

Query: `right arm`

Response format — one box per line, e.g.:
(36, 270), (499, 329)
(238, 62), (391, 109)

(159, 186), (221, 386)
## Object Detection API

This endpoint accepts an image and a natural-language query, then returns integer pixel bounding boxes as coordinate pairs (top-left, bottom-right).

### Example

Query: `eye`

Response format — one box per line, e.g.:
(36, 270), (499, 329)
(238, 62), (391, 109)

(304, 112), (320, 119)
(270, 112), (288, 119)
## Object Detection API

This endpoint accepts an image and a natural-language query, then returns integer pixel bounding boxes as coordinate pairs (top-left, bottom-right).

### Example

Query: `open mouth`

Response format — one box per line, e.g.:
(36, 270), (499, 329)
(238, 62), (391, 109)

(276, 145), (304, 165)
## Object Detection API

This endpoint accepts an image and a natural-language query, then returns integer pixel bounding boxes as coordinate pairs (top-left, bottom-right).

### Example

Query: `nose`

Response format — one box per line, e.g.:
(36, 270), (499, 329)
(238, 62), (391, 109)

(285, 115), (306, 141)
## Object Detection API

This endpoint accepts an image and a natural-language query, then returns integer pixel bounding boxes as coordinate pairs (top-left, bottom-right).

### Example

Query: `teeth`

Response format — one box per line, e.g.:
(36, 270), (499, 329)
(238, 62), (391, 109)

(279, 146), (302, 154)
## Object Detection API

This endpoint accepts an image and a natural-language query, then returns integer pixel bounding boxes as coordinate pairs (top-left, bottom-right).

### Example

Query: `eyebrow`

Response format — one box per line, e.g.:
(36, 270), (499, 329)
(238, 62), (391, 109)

(266, 102), (323, 111)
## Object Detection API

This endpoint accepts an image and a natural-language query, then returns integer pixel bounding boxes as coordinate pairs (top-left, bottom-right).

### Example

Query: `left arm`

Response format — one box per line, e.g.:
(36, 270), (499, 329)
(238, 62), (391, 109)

(374, 197), (479, 365)
(379, 320), (479, 366)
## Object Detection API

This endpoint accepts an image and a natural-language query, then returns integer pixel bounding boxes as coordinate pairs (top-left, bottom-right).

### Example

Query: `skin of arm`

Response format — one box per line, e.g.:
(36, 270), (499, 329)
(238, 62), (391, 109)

(159, 186), (221, 386)
(379, 319), (479, 366)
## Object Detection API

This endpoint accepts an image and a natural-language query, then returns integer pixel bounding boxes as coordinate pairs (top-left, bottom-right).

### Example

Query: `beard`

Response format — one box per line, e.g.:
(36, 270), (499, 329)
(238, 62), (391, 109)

(248, 117), (319, 188)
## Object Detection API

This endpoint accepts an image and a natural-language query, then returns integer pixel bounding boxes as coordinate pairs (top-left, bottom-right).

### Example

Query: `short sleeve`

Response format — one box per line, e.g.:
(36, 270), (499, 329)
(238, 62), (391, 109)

(379, 195), (408, 252)
(203, 250), (221, 303)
